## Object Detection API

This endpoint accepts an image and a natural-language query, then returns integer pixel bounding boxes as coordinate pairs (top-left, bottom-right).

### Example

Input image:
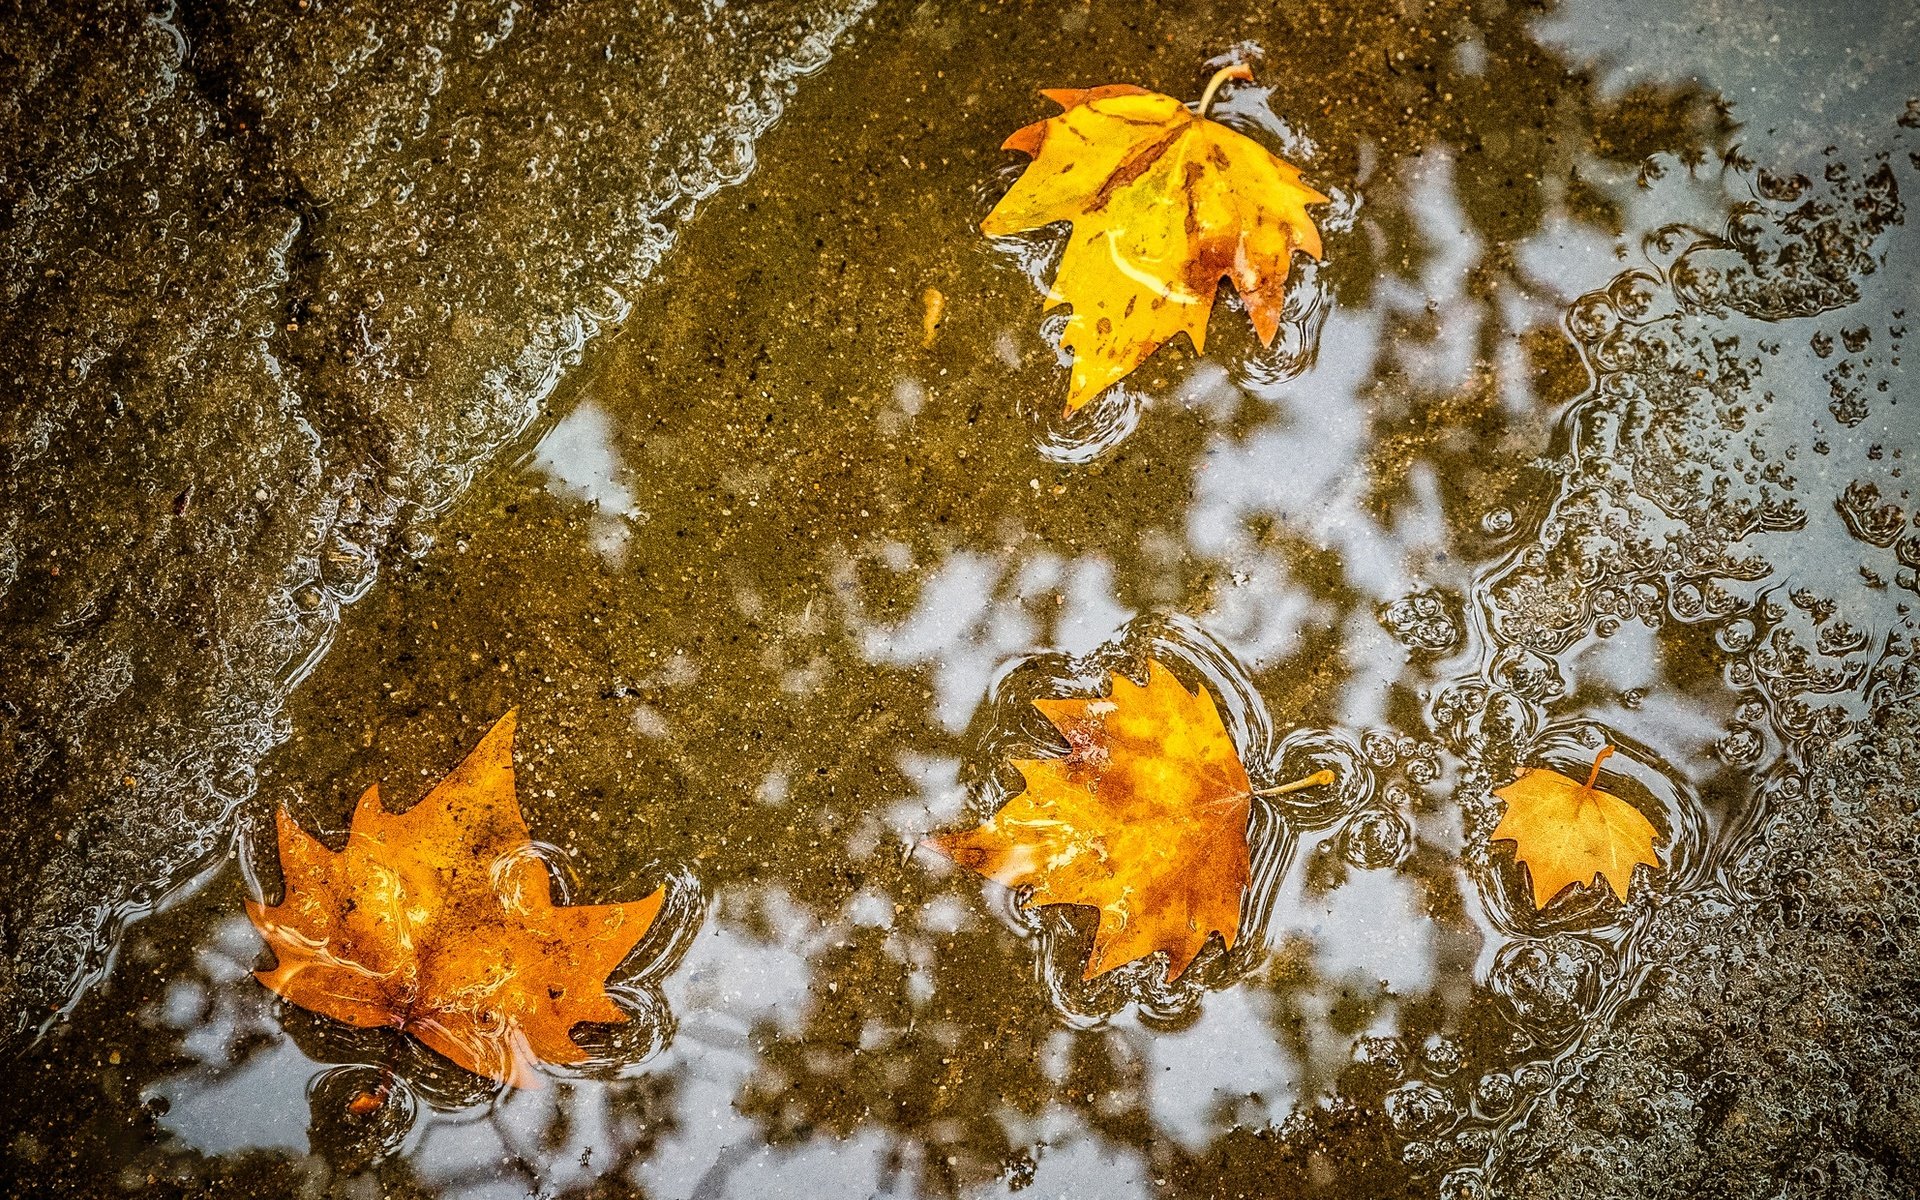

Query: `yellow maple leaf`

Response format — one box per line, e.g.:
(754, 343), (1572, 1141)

(928, 660), (1331, 980)
(246, 712), (664, 1089)
(1491, 745), (1663, 908)
(982, 64), (1327, 413)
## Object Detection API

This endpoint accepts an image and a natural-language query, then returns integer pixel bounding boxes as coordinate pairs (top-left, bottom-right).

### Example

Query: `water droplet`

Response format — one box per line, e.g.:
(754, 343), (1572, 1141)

(307, 1066), (414, 1169)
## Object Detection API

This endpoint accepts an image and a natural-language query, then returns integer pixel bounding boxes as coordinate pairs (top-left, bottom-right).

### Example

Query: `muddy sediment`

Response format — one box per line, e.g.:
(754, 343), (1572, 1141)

(0, 0), (867, 1036)
(1495, 698), (1920, 1199)
(1, 0), (1917, 1197)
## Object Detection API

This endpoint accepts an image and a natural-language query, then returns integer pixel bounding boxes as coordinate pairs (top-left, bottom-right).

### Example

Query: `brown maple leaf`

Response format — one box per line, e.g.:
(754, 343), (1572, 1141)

(928, 660), (1330, 980)
(1492, 745), (1663, 908)
(982, 64), (1327, 413)
(247, 712), (664, 1088)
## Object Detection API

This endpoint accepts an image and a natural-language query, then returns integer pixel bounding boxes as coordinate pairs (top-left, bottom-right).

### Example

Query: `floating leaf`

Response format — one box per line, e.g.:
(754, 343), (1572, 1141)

(929, 660), (1329, 980)
(1492, 745), (1662, 907)
(247, 712), (664, 1088)
(983, 64), (1327, 413)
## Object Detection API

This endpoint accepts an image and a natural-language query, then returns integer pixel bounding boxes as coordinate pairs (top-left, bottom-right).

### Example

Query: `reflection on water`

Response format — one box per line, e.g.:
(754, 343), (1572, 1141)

(151, 917), (312, 1157)
(8, 0), (1917, 1196)
(527, 399), (644, 566)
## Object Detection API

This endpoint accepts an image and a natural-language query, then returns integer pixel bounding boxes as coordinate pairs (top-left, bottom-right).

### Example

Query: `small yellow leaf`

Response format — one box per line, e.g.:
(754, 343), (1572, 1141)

(982, 65), (1327, 413)
(1491, 745), (1662, 908)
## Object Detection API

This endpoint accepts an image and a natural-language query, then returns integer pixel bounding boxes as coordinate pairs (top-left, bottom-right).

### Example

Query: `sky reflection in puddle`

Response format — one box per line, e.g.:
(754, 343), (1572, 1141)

(46, 1), (1920, 1196)
(527, 398), (643, 567)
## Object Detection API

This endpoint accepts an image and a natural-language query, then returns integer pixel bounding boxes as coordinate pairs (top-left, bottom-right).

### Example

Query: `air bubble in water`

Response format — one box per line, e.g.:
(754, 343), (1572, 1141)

(1715, 725), (1764, 766)
(307, 1065), (415, 1170)
(1351, 1034), (1410, 1081)
(1437, 1166), (1489, 1200)
(1421, 1036), (1465, 1078)
(1362, 729), (1405, 768)
(1341, 809), (1412, 870)
(1379, 590), (1464, 652)
(1715, 617), (1757, 653)
(1472, 1070), (1515, 1116)
(1384, 1080), (1458, 1137)
(1488, 935), (1603, 1038)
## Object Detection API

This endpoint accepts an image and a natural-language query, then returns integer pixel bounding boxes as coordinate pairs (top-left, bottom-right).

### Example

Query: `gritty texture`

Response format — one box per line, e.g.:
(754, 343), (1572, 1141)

(0, 0), (1914, 1195)
(0, 0), (867, 1038)
(1495, 698), (1920, 1198)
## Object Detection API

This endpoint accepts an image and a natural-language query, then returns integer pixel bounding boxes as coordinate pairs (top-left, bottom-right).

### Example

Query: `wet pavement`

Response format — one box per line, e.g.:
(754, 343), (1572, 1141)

(0, 0), (869, 1035)
(1, 0), (1917, 1197)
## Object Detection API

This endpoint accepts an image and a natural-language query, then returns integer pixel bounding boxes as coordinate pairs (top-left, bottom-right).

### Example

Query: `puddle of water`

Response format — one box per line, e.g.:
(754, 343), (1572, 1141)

(528, 398), (646, 566)
(0, 0), (875, 1041)
(6, 0), (1917, 1196)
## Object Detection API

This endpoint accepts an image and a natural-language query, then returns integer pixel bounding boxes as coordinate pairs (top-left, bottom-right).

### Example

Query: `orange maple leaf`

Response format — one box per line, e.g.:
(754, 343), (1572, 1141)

(246, 712), (664, 1089)
(929, 660), (1330, 980)
(1491, 745), (1663, 908)
(982, 64), (1327, 413)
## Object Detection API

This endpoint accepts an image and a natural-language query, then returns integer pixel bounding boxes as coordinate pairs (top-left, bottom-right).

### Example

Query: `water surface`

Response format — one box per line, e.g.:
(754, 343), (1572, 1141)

(7, 1), (1918, 1196)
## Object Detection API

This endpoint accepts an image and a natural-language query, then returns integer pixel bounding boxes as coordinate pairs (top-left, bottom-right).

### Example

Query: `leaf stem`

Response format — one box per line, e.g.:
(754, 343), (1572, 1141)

(1196, 63), (1254, 119)
(1250, 768), (1336, 798)
(1583, 745), (1616, 791)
